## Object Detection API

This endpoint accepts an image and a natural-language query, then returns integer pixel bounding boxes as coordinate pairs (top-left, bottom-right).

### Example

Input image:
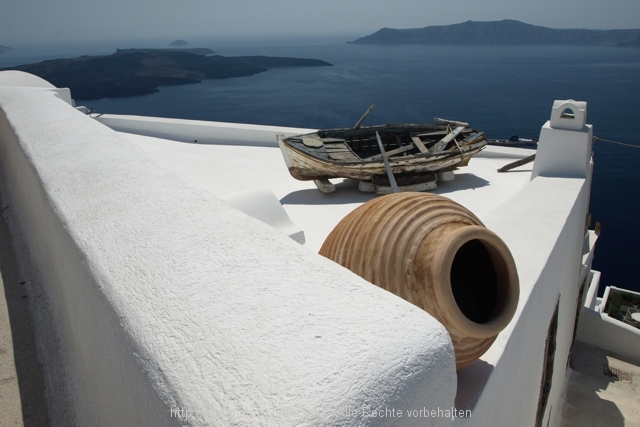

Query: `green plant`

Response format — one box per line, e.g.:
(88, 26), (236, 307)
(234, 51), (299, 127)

(605, 291), (623, 319)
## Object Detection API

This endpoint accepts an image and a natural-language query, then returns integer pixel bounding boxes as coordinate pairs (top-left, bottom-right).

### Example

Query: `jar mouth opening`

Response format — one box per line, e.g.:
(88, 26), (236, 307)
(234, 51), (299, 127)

(434, 226), (519, 339)
(450, 239), (498, 324)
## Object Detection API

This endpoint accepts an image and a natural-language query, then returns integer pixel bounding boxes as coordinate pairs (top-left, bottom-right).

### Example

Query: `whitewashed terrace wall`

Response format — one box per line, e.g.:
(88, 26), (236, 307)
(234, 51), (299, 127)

(92, 113), (314, 147)
(90, 99), (601, 427)
(577, 283), (640, 363)
(0, 76), (456, 427)
(456, 100), (594, 427)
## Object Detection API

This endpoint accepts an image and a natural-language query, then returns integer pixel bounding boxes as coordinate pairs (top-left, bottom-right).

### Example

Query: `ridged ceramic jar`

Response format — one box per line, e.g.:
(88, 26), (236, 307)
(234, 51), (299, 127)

(319, 192), (519, 369)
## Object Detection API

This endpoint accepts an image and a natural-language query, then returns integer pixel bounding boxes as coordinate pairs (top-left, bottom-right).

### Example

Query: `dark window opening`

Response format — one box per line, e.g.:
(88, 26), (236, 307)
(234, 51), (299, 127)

(568, 276), (588, 369)
(536, 302), (559, 427)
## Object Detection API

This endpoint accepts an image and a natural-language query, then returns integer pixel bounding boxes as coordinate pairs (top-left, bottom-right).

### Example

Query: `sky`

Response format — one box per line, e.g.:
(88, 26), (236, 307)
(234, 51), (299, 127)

(2, 0), (640, 46)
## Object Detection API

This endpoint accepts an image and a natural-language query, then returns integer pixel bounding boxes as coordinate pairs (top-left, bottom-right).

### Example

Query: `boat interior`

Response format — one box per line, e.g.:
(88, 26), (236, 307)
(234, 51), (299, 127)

(286, 124), (485, 162)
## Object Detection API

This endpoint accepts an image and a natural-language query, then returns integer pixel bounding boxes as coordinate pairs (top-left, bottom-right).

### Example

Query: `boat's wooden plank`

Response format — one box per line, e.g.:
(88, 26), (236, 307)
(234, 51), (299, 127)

(325, 148), (356, 153)
(324, 141), (355, 149)
(376, 131), (399, 193)
(411, 136), (429, 154)
(365, 143), (415, 160)
(324, 148), (353, 152)
(449, 133), (485, 152)
(429, 126), (466, 153)
(353, 104), (375, 129)
(461, 132), (485, 144)
(327, 151), (360, 161)
(434, 117), (470, 127)
(302, 136), (323, 148)
(321, 141), (361, 161)
(415, 130), (448, 137)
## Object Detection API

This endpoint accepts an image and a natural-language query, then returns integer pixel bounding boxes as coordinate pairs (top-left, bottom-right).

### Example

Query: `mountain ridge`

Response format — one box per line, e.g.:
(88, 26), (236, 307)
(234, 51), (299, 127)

(349, 20), (640, 46)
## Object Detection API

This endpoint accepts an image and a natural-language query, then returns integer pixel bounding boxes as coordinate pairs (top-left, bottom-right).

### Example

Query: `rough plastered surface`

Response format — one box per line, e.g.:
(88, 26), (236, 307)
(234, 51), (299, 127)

(454, 110), (593, 427)
(0, 70), (73, 105)
(0, 83), (456, 426)
(455, 176), (590, 427)
(0, 70), (56, 88)
(93, 113), (315, 147)
(120, 132), (533, 252)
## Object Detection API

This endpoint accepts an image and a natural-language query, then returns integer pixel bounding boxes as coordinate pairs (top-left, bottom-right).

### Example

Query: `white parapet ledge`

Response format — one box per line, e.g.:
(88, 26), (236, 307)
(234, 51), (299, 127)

(576, 280), (640, 364)
(91, 113), (316, 147)
(455, 175), (590, 425)
(0, 70), (74, 106)
(584, 270), (602, 311)
(0, 81), (456, 426)
(455, 100), (594, 427)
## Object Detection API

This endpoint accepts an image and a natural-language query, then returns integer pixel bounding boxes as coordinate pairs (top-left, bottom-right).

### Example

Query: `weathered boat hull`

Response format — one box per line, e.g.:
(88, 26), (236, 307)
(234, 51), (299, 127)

(281, 144), (485, 181)
(278, 129), (486, 181)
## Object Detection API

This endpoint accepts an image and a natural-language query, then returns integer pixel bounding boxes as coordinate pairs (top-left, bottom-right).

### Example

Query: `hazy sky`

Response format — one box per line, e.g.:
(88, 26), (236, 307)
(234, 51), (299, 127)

(3, 0), (640, 45)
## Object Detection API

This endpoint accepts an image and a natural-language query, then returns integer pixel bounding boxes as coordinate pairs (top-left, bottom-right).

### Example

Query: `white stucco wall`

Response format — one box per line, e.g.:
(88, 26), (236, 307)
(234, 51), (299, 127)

(584, 270), (601, 311)
(455, 101), (594, 427)
(0, 70), (73, 106)
(455, 176), (590, 427)
(92, 113), (315, 147)
(0, 81), (457, 426)
(577, 281), (640, 363)
(0, 70), (609, 427)
(576, 310), (640, 363)
(0, 70), (57, 88)
(219, 187), (305, 244)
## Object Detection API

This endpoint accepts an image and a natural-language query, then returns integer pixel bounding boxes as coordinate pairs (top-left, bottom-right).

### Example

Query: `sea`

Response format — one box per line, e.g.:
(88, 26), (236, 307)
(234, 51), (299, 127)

(1, 38), (639, 295)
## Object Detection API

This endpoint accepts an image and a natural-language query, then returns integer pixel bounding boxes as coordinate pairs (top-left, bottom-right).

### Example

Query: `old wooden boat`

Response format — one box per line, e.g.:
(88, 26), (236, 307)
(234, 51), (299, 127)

(277, 116), (487, 192)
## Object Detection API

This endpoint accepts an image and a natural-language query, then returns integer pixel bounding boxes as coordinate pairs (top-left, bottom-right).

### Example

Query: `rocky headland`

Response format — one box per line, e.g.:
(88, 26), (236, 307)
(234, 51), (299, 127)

(3, 48), (332, 100)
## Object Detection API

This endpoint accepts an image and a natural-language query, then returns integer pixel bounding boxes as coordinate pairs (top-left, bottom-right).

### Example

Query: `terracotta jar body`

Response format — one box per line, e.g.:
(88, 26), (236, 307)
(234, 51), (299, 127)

(320, 192), (519, 369)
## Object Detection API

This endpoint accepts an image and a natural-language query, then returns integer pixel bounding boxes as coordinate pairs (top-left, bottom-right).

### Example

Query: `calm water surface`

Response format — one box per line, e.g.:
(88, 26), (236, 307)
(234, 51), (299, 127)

(2, 40), (640, 293)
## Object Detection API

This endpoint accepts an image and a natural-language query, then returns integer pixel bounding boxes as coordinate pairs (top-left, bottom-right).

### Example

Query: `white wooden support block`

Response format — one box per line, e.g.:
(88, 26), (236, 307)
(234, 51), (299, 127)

(437, 171), (455, 181)
(358, 181), (376, 193)
(313, 179), (335, 193)
(375, 181), (437, 195)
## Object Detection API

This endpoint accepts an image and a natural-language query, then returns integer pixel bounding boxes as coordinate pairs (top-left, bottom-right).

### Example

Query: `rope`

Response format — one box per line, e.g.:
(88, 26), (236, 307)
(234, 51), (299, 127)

(497, 153), (536, 173)
(497, 135), (639, 173)
(593, 136), (640, 149)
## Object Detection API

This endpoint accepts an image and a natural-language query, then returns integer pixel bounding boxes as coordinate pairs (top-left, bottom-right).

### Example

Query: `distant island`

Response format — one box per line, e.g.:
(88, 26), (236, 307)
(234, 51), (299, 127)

(170, 39), (189, 46)
(116, 47), (217, 56)
(3, 49), (332, 100)
(349, 20), (640, 46)
(0, 45), (12, 54)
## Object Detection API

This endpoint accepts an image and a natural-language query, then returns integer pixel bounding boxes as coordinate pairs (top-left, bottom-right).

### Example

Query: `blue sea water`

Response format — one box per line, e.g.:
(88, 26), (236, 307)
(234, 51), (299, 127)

(2, 39), (639, 294)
